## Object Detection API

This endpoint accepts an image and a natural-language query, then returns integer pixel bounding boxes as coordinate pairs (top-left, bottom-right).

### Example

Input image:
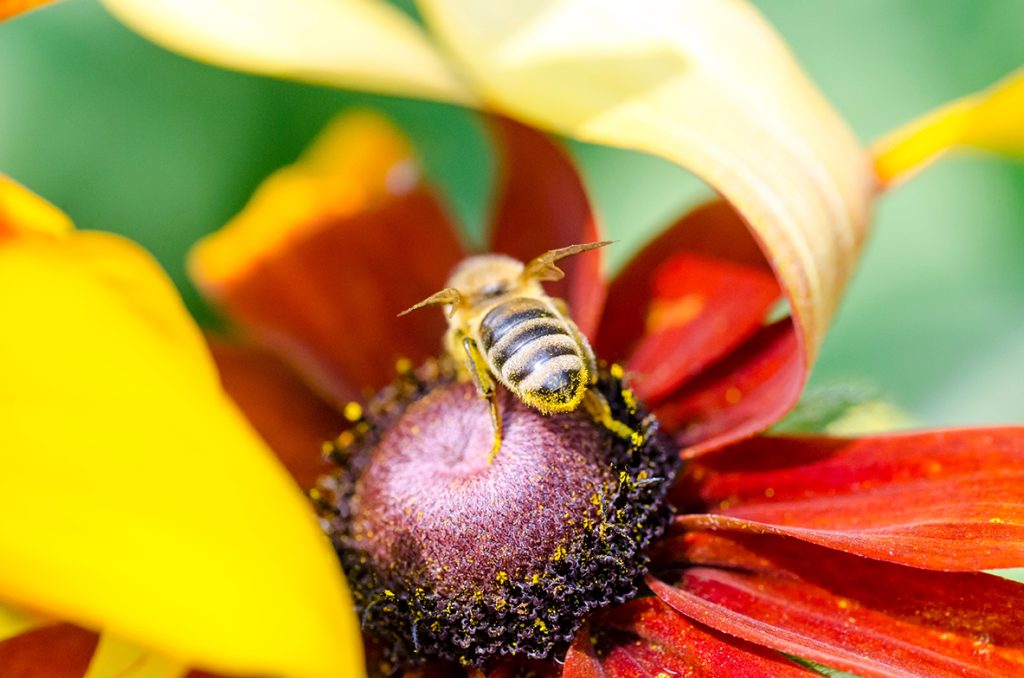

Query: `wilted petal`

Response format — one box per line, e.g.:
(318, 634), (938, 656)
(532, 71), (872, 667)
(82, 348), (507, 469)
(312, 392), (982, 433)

(673, 428), (1024, 570)
(655, 319), (803, 456)
(652, 531), (1024, 678)
(487, 118), (606, 338)
(208, 338), (346, 490)
(582, 598), (811, 677)
(100, 0), (473, 104)
(191, 112), (465, 400)
(0, 180), (361, 676)
(874, 68), (1024, 187)
(419, 0), (874, 374)
(0, 624), (98, 678)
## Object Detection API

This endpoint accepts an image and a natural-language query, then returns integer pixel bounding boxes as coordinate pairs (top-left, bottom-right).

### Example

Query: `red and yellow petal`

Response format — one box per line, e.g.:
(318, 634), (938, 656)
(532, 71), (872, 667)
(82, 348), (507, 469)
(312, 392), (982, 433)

(0, 177), (360, 676)
(672, 428), (1024, 570)
(564, 598), (811, 677)
(486, 117), (607, 338)
(652, 531), (1024, 678)
(191, 112), (466, 401)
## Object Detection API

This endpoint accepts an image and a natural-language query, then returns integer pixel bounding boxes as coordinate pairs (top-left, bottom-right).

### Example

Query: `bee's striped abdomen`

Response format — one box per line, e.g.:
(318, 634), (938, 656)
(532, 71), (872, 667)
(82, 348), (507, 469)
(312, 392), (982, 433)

(479, 298), (587, 412)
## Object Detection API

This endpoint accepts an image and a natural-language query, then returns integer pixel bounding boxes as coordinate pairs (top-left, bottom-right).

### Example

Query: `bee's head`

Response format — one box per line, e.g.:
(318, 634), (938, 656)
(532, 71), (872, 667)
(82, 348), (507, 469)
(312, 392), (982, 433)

(447, 254), (528, 306)
(398, 241), (612, 317)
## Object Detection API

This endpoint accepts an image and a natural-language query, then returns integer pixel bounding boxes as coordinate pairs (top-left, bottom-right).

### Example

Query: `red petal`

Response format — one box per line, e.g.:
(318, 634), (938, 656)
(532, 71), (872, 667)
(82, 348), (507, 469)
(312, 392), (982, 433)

(673, 428), (1024, 570)
(563, 622), (607, 678)
(655, 319), (803, 456)
(0, 624), (97, 678)
(208, 338), (348, 489)
(595, 201), (775, 364)
(487, 117), (607, 338)
(624, 253), (779, 403)
(590, 598), (811, 677)
(192, 114), (466, 399)
(651, 531), (1024, 678)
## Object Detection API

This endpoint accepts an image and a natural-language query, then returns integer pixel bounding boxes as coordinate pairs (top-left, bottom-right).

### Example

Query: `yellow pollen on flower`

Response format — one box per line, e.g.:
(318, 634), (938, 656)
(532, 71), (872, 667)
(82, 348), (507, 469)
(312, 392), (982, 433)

(343, 402), (363, 422)
(610, 364), (625, 380)
(395, 357), (413, 374)
(989, 517), (1005, 524)
(725, 387), (742, 404)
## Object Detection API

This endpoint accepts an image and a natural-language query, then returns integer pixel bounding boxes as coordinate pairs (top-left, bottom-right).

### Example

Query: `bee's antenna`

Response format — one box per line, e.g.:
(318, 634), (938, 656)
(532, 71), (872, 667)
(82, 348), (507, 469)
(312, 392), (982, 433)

(522, 241), (614, 282)
(397, 287), (462, 317)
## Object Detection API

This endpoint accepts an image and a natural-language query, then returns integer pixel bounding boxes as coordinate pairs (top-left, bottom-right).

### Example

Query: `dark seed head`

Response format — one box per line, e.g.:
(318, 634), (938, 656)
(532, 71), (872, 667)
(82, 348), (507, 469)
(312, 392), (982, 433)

(316, 360), (680, 670)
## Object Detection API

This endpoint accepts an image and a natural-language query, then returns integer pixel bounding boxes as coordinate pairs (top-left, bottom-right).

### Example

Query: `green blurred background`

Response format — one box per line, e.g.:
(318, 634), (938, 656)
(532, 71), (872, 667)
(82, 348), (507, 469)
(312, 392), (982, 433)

(1, 0), (1022, 426)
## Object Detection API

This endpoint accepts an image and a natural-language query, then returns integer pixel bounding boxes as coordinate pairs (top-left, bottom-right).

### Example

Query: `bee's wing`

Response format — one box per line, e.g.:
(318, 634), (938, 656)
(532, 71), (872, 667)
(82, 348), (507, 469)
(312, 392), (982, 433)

(397, 287), (462, 317)
(522, 241), (614, 282)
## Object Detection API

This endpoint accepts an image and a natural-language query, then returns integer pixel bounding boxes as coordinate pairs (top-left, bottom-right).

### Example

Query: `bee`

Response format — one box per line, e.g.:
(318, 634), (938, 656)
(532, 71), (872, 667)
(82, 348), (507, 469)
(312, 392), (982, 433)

(400, 242), (632, 461)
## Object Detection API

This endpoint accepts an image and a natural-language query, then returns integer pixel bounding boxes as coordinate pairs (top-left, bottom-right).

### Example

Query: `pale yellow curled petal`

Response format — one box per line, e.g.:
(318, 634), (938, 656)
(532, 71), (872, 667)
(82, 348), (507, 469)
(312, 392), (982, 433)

(0, 602), (39, 642)
(874, 68), (1024, 187)
(100, 0), (474, 105)
(0, 0), (58, 22)
(418, 0), (875, 366)
(0, 194), (362, 676)
(85, 635), (187, 678)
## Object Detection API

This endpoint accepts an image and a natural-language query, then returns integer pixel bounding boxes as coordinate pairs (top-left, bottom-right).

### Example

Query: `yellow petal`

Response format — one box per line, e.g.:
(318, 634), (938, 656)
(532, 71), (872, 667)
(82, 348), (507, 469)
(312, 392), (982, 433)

(873, 68), (1024, 187)
(417, 0), (874, 365)
(0, 183), (362, 677)
(84, 635), (187, 678)
(0, 175), (73, 237)
(0, 0), (58, 22)
(0, 603), (38, 642)
(100, 0), (474, 105)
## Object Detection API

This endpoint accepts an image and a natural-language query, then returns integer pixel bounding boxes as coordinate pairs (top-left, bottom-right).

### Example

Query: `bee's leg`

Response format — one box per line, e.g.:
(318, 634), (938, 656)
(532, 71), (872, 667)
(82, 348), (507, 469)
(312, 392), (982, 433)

(460, 335), (503, 464)
(583, 389), (635, 440)
(562, 314), (636, 441)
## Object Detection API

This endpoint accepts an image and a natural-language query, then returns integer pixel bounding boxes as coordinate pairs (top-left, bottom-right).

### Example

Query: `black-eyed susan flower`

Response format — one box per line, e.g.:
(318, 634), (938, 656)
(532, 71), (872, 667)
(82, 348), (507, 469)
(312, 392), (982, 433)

(1, 1), (1023, 677)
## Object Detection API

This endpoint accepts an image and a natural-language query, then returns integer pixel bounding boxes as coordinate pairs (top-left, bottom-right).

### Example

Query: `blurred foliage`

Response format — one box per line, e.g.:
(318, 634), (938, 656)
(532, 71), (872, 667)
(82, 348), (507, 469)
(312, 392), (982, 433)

(1, 0), (1022, 425)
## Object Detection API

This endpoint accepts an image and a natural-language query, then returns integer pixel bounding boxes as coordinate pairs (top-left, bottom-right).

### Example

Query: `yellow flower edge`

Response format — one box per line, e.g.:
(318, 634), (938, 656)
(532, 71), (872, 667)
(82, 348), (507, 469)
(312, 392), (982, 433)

(0, 178), (363, 677)
(873, 68), (1024, 187)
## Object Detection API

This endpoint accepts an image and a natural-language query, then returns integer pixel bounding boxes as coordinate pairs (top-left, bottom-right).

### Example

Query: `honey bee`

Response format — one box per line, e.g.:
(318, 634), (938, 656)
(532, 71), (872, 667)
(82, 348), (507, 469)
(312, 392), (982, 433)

(400, 242), (632, 461)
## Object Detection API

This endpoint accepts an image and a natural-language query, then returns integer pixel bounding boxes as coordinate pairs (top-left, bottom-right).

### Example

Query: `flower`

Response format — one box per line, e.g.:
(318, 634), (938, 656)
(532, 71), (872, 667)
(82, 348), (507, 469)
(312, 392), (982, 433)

(3, 102), (1024, 676)
(2, 0), (1024, 676)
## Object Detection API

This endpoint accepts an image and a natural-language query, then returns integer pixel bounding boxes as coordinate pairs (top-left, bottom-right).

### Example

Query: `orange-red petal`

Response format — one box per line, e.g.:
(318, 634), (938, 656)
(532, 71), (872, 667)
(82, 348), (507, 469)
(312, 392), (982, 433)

(191, 113), (466, 400)
(671, 428), (1024, 570)
(652, 531), (1024, 678)
(566, 598), (811, 678)
(0, 624), (98, 678)
(654, 319), (803, 457)
(208, 338), (346, 489)
(624, 252), (780, 404)
(486, 118), (606, 338)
